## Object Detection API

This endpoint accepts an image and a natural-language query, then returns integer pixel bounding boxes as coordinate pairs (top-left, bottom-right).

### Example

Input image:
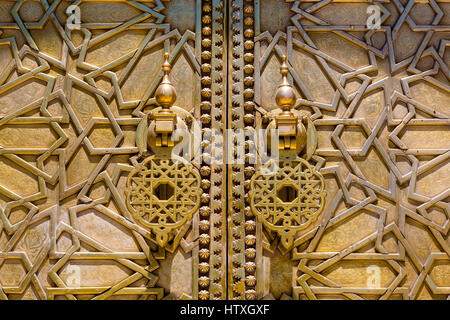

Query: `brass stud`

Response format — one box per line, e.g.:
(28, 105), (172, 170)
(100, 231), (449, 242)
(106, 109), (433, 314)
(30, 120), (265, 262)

(245, 220), (256, 232)
(200, 166), (211, 177)
(245, 248), (256, 258)
(199, 248), (210, 259)
(244, 262), (256, 273)
(245, 275), (256, 286)
(245, 235), (256, 246)
(199, 262), (210, 273)
(199, 220), (210, 231)
(245, 289), (257, 300)
(200, 206), (211, 217)
(199, 276), (210, 288)
(202, 15), (211, 24)
(201, 193), (210, 204)
(199, 234), (210, 245)
(199, 290), (210, 300)
(201, 179), (211, 190)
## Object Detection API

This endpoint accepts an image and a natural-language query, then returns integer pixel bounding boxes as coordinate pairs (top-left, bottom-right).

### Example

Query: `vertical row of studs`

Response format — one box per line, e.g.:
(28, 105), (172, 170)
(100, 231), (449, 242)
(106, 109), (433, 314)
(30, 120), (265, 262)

(198, 0), (227, 300)
(209, 0), (227, 300)
(228, 0), (248, 300)
(198, 0), (213, 301)
(242, 0), (256, 300)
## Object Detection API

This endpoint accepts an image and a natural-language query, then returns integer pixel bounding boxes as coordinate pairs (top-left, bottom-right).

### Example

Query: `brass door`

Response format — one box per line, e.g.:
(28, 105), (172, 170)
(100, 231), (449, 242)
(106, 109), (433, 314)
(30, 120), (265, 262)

(0, 0), (448, 300)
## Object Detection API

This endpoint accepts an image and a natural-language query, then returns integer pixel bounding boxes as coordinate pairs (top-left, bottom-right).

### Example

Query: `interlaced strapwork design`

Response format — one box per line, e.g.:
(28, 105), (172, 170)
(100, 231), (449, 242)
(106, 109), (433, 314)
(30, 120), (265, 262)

(250, 158), (326, 249)
(126, 156), (202, 247)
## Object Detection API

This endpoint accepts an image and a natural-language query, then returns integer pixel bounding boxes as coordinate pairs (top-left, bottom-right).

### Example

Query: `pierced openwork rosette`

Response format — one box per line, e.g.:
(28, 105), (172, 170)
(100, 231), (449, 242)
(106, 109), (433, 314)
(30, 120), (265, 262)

(126, 156), (201, 247)
(249, 158), (326, 249)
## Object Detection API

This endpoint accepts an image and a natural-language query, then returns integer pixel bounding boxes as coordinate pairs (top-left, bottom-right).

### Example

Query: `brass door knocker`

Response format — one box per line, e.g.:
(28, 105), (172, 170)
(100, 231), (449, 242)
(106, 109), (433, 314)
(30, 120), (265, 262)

(126, 53), (201, 248)
(249, 55), (326, 250)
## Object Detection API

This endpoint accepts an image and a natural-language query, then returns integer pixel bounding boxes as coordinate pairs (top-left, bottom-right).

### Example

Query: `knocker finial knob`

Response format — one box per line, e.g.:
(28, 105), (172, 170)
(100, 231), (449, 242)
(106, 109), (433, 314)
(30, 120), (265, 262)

(273, 55), (299, 151)
(275, 55), (296, 112)
(155, 52), (177, 110)
(150, 52), (179, 148)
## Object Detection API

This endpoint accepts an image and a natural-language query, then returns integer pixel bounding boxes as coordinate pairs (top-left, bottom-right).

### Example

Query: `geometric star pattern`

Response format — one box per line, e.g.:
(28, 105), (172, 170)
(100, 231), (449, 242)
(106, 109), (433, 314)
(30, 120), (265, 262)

(240, 0), (449, 300)
(250, 158), (326, 250)
(0, 0), (203, 300)
(126, 156), (201, 248)
(0, 0), (448, 300)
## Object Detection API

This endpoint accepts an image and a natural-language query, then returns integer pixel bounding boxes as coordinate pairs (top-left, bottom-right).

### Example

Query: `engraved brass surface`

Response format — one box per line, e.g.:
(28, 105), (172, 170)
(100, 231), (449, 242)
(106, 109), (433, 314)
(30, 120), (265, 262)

(0, 0), (448, 300)
(228, 0), (450, 301)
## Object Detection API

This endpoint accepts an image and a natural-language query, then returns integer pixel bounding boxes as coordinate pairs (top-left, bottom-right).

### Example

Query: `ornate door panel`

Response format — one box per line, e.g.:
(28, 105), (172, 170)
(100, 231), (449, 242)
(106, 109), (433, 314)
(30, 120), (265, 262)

(0, 0), (448, 301)
(228, 0), (450, 300)
(0, 0), (228, 300)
